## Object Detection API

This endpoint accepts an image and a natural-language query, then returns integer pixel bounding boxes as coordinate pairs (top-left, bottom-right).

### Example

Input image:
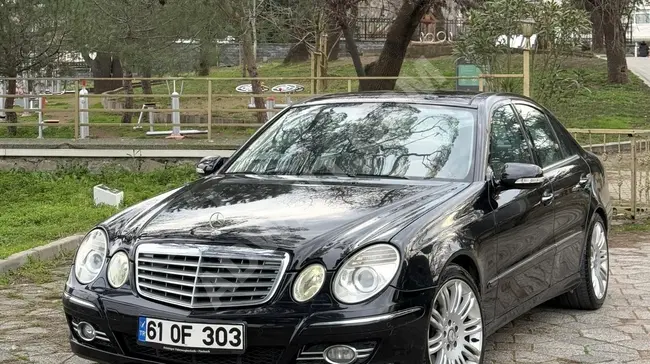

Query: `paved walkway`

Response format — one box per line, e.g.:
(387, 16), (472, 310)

(627, 56), (650, 87)
(1, 233), (649, 364)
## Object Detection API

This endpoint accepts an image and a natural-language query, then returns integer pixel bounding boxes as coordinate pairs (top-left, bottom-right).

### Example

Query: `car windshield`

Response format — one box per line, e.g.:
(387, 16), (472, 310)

(225, 102), (477, 181)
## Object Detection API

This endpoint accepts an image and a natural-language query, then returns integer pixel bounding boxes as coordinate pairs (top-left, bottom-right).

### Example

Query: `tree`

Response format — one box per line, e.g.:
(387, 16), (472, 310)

(326, 0), (447, 91)
(217, 0), (268, 124)
(73, 0), (194, 122)
(261, 0), (340, 64)
(0, 0), (78, 135)
(591, 0), (635, 84)
(455, 0), (590, 104)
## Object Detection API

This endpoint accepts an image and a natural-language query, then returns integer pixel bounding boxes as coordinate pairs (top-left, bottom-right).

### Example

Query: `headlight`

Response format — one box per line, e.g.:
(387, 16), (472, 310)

(332, 244), (400, 304)
(292, 264), (326, 303)
(74, 229), (108, 284)
(107, 251), (130, 288)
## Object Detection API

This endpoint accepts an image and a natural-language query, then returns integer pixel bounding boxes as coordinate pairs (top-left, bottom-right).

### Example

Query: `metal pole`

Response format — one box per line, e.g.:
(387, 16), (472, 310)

(79, 85), (89, 139)
(266, 97), (275, 121)
(523, 38), (531, 97)
(171, 91), (181, 136)
(631, 133), (637, 219)
(208, 80), (213, 142)
(38, 97), (44, 139)
(148, 106), (155, 133)
(169, 81), (183, 139)
(74, 80), (80, 139)
(0, 81), (5, 118)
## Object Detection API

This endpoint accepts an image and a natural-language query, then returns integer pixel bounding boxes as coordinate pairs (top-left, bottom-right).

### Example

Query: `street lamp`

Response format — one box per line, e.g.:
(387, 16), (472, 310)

(520, 18), (536, 97)
(520, 18), (536, 39)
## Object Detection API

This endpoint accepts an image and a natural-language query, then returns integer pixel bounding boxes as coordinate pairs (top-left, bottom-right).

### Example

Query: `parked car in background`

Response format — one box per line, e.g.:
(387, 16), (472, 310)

(63, 91), (611, 364)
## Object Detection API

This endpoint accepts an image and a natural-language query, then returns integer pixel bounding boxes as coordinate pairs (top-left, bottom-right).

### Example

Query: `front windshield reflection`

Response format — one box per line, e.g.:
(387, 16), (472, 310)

(226, 102), (476, 181)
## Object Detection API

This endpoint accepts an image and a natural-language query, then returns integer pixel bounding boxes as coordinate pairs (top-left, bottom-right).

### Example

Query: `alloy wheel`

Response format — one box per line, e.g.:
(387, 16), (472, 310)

(590, 222), (609, 300)
(428, 279), (483, 364)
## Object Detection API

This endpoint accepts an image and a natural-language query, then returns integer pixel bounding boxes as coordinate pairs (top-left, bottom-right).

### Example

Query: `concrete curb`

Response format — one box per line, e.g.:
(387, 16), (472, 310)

(0, 235), (84, 274)
(0, 148), (235, 158)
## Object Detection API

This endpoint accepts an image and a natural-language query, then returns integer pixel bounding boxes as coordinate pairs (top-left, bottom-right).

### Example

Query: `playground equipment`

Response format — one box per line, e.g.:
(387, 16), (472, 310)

(271, 84), (305, 108)
(37, 97), (60, 139)
(144, 80), (207, 137)
(236, 83), (270, 108)
(134, 103), (157, 133)
(240, 83), (305, 115)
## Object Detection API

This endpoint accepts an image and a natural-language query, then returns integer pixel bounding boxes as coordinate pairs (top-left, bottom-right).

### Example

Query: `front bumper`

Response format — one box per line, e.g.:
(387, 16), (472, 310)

(63, 288), (434, 364)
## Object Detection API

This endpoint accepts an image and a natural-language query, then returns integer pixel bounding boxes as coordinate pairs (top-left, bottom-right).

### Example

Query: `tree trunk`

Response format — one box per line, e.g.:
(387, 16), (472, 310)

(141, 68), (153, 95)
(242, 29), (267, 124)
(197, 39), (213, 76)
(90, 53), (123, 94)
(341, 25), (365, 77)
(591, 8), (605, 53)
(283, 42), (311, 64)
(602, 5), (629, 84)
(360, 0), (434, 91)
(327, 16), (341, 61)
(121, 70), (135, 123)
(6, 76), (17, 136)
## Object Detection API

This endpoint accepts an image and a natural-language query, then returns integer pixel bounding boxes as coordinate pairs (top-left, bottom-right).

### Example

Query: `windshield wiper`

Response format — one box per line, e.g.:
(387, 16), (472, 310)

(307, 171), (356, 178)
(352, 173), (409, 180)
(309, 171), (409, 179)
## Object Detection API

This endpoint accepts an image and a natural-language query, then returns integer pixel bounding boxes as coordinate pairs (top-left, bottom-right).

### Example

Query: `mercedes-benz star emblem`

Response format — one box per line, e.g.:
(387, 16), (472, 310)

(209, 212), (225, 229)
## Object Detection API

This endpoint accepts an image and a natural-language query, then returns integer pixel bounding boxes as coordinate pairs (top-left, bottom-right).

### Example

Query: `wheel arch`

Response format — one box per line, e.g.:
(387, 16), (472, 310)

(445, 251), (482, 294)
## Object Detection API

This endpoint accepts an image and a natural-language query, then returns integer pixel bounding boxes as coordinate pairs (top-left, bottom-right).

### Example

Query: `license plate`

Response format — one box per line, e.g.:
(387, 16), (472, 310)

(137, 317), (246, 353)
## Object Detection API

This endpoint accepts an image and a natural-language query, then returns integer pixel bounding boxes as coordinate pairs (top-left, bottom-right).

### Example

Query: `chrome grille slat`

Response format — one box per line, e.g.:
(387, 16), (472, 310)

(193, 291), (269, 298)
(137, 266), (198, 277)
(138, 273), (196, 287)
(138, 257), (199, 267)
(135, 243), (290, 309)
(197, 272), (279, 279)
(139, 282), (194, 297)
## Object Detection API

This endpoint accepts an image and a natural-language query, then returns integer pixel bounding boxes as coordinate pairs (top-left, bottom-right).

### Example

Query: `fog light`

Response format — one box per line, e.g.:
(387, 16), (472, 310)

(324, 345), (357, 364)
(78, 322), (96, 342)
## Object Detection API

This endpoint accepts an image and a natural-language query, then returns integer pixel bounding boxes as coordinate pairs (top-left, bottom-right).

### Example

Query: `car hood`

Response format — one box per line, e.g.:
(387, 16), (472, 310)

(110, 175), (468, 269)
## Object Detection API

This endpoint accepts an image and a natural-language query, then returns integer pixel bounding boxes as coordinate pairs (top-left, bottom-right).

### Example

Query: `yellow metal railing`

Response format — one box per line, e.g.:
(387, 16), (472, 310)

(568, 128), (650, 219)
(0, 74), (524, 141)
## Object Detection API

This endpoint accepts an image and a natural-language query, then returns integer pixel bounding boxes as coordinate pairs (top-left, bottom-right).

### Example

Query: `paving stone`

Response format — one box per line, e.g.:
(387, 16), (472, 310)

(515, 351), (556, 362)
(581, 327), (633, 342)
(1, 235), (650, 364)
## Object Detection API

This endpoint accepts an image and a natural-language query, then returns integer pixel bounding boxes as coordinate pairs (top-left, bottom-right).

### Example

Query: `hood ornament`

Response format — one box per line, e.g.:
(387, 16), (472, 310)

(209, 212), (226, 229)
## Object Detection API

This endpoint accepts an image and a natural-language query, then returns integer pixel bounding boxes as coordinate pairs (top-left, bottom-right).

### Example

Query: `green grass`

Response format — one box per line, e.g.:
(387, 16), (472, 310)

(613, 219), (650, 233)
(0, 165), (197, 259)
(0, 253), (72, 286)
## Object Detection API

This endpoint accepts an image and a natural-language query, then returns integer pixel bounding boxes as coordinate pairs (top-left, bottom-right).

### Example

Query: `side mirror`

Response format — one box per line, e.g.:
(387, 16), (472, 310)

(196, 156), (228, 177)
(500, 163), (544, 189)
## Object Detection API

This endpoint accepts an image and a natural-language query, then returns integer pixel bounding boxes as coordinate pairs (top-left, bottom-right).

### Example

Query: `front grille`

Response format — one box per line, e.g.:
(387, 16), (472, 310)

(135, 243), (290, 309)
(120, 333), (284, 364)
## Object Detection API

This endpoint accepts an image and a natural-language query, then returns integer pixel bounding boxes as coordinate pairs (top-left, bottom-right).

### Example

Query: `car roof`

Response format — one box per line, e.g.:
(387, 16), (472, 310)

(297, 91), (524, 108)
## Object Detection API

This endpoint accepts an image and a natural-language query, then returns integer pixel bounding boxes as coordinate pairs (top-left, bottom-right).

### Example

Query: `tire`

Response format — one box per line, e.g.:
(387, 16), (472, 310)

(554, 214), (609, 310)
(427, 264), (484, 364)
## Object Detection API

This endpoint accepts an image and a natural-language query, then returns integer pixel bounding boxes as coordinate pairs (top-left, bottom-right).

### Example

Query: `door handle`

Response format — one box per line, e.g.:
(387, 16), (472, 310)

(541, 190), (554, 205)
(578, 174), (590, 187)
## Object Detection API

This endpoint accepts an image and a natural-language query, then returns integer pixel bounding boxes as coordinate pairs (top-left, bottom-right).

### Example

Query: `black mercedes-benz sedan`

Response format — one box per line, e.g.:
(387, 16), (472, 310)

(63, 92), (612, 364)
